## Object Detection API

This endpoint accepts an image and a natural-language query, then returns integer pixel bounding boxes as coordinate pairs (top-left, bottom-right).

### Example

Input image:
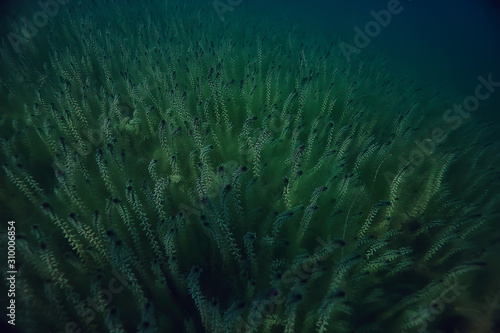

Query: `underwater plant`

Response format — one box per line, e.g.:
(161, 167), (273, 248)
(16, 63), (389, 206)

(1, 0), (499, 332)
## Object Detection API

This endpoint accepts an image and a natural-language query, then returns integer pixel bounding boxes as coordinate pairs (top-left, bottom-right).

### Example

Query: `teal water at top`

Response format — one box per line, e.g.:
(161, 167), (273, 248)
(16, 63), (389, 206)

(240, 0), (500, 138)
(255, 0), (500, 95)
(2, 0), (499, 99)
(1, 0), (499, 131)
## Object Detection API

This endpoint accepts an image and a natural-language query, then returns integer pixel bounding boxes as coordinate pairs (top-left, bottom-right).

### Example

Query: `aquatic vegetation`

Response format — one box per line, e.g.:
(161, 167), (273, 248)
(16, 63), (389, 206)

(1, 0), (499, 332)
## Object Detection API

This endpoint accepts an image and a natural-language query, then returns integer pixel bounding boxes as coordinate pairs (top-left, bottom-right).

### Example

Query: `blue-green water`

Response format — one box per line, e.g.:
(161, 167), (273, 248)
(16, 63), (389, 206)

(260, 0), (500, 91)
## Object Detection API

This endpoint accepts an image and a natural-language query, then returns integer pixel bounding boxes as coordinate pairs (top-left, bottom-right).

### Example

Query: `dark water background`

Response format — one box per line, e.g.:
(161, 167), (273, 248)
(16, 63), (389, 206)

(257, 0), (500, 92)
(1, 0), (499, 156)
(2, 0), (500, 103)
(0, 0), (498, 180)
(247, 0), (500, 128)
